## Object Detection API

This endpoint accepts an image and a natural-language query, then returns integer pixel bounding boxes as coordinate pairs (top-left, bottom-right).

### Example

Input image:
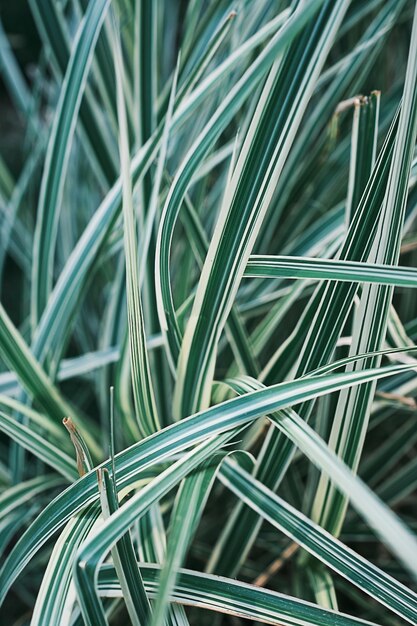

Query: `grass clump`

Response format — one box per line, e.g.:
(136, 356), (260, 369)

(1, 1), (417, 625)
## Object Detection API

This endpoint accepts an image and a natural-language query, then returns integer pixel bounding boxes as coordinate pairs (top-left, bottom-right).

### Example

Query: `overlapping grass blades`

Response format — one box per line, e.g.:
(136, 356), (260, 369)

(1, 2), (417, 625)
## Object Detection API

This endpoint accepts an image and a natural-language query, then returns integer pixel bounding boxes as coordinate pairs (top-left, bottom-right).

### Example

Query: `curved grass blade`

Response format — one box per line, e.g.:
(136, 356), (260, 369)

(173, 0), (351, 418)
(223, 375), (417, 577)
(209, 107), (402, 578)
(28, 0), (117, 182)
(149, 449), (254, 626)
(31, 0), (111, 326)
(0, 409), (77, 481)
(346, 93), (380, 221)
(31, 504), (100, 626)
(74, 433), (234, 626)
(312, 1), (417, 538)
(220, 459), (417, 624)
(245, 255), (417, 287)
(0, 302), (100, 458)
(0, 394), (69, 446)
(29, 7), (296, 379)
(98, 563), (381, 626)
(0, 475), (63, 523)
(97, 468), (150, 626)
(155, 0), (330, 369)
(1, 359), (415, 604)
(111, 13), (160, 438)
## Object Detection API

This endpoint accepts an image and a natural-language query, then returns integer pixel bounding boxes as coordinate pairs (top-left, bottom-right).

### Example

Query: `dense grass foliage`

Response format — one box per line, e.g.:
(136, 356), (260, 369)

(1, 1), (417, 624)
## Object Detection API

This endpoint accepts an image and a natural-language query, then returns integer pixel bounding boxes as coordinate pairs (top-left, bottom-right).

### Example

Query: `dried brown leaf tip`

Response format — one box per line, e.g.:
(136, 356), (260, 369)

(63, 417), (93, 477)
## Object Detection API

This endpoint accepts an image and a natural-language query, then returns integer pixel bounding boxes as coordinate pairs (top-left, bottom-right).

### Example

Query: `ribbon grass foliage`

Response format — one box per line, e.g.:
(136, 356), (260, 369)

(1, 1), (417, 625)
